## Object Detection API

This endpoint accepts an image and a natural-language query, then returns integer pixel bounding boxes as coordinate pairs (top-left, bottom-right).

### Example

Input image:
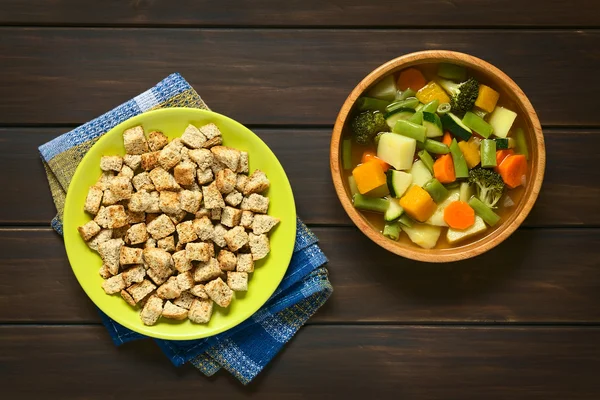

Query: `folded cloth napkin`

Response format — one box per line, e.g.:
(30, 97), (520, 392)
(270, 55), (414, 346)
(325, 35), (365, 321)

(38, 73), (333, 384)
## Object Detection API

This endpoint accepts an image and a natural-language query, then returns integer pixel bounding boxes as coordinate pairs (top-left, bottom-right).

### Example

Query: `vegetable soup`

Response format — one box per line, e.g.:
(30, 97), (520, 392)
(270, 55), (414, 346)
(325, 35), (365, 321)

(341, 63), (531, 250)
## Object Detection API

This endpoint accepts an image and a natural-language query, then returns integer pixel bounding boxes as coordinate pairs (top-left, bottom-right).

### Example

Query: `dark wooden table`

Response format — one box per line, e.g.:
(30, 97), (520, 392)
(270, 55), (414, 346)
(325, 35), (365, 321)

(2, 1), (600, 398)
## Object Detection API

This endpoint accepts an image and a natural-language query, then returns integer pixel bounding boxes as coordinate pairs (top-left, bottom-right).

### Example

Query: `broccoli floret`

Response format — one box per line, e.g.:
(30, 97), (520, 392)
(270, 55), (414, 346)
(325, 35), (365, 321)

(438, 77), (479, 116)
(468, 167), (505, 209)
(350, 111), (387, 145)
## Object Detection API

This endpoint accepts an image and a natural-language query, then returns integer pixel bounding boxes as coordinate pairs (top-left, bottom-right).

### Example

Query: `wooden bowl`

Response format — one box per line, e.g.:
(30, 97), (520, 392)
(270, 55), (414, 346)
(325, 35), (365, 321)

(330, 50), (545, 263)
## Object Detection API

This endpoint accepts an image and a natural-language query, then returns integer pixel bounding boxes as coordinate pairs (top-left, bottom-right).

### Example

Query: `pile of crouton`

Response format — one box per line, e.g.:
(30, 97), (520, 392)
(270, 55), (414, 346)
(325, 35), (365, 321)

(77, 123), (279, 326)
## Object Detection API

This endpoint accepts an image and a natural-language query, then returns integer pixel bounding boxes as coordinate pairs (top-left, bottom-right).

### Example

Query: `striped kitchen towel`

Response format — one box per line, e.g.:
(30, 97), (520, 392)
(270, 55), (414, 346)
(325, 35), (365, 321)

(38, 73), (332, 384)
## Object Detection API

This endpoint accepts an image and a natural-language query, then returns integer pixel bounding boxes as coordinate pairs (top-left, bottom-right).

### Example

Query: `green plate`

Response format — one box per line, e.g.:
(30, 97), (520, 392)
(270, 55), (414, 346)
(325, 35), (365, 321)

(63, 108), (296, 340)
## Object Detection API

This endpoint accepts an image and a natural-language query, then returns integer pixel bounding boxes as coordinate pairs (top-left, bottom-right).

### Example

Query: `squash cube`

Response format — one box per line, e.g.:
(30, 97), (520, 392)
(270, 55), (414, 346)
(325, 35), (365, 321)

(399, 185), (437, 222)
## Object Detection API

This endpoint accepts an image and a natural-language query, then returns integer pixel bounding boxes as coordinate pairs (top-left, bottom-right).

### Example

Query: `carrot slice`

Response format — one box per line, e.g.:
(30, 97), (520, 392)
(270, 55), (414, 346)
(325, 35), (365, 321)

(495, 149), (514, 168)
(361, 151), (390, 172)
(444, 201), (476, 229)
(442, 131), (453, 146)
(433, 154), (456, 183)
(497, 154), (528, 188)
(397, 68), (427, 92)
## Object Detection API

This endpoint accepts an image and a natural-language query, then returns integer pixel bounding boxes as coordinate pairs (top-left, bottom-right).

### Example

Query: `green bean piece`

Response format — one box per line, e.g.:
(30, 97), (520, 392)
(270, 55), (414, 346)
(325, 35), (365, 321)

(514, 128), (529, 160)
(423, 139), (450, 154)
(418, 150), (435, 174)
(353, 194), (390, 214)
(409, 111), (423, 125)
(449, 138), (469, 178)
(383, 222), (402, 241)
(444, 182), (461, 190)
(342, 139), (352, 170)
(356, 97), (391, 112)
(423, 178), (450, 203)
(398, 214), (414, 228)
(348, 176), (359, 197)
(398, 88), (417, 101)
(436, 103), (451, 115)
(393, 120), (427, 143)
(386, 97), (420, 114)
(469, 197), (501, 226)
(422, 99), (440, 114)
(438, 63), (467, 81)
(480, 139), (497, 168)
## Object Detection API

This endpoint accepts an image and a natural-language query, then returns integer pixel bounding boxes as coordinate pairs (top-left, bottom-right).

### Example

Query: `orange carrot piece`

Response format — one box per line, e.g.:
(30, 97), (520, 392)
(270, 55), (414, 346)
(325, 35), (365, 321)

(497, 154), (528, 188)
(397, 68), (427, 91)
(433, 154), (456, 184)
(495, 149), (514, 168)
(361, 152), (390, 172)
(444, 201), (476, 229)
(442, 131), (453, 146)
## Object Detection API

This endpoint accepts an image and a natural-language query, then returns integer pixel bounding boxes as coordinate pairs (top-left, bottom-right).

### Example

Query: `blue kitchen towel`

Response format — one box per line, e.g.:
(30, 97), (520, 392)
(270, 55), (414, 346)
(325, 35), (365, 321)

(38, 73), (333, 384)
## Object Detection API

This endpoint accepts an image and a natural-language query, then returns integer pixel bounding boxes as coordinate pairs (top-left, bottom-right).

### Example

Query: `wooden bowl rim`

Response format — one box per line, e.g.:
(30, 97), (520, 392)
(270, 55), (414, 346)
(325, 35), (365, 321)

(330, 50), (545, 263)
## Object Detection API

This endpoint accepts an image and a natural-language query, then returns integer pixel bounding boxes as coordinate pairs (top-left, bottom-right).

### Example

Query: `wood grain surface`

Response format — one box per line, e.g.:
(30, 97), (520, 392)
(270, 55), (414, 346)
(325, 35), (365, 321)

(1, 0), (599, 27)
(2, 325), (599, 399)
(1, 29), (600, 126)
(3, 127), (598, 226)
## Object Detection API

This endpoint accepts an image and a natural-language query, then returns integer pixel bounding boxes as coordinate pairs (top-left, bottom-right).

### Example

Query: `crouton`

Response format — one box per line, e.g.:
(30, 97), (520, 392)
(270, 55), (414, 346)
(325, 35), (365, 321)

(227, 271), (248, 291)
(141, 151), (160, 171)
(78, 220), (101, 241)
(236, 253), (254, 273)
(240, 193), (269, 214)
(210, 207), (222, 221)
(121, 290), (137, 307)
(189, 284), (208, 299)
(128, 191), (150, 212)
(123, 126), (149, 155)
(162, 301), (188, 320)
(189, 149), (214, 170)
(122, 265), (146, 286)
(146, 191), (160, 213)
(251, 214), (280, 235)
(224, 226), (249, 252)
(181, 124), (207, 149)
(98, 238), (124, 275)
(203, 136), (223, 148)
(148, 130), (169, 151)
(101, 189), (119, 206)
(186, 242), (214, 262)
(196, 168), (214, 185)
(204, 277), (233, 308)
(102, 274), (126, 294)
(95, 171), (114, 191)
(159, 191), (181, 215)
(173, 291), (196, 310)
(146, 265), (173, 286)
(199, 123), (222, 140)
(88, 229), (113, 251)
(131, 172), (154, 192)
(109, 176), (133, 201)
(99, 264), (112, 279)
(176, 271), (195, 291)
(211, 159), (227, 175)
(195, 207), (211, 219)
(127, 279), (157, 303)
(225, 190), (243, 207)
(140, 295), (164, 326)
(249, 233), (270, 260)
(143, 247), (173, 272)
(118, 165), (134, 179)
(238, 151), (249, 174)
(183, 180), (201, 192)
(173, 161), (197, 186)
(112, 224), (130, 239)
(180, 190), (202, 214)
(180, 146), (191, 163)
(125, 223), (147, 246)
(100, 156), (123, 172)
(120, 246), (143, 265)
(146, 214), (176, 240)
(149, 167), (181, 191)
(212, 223), (228, 248)
(156, 276), (182, 299)
(244, 170), (270, 195)
(215, 168), (236, 194)
(188, 298), (213, 324)
(145, 213), (160, 226)
(145, 237), (157, 248)
(193, 258), (222, 282)
(123, 154), (142, 171)
(240, 211), (254, 229)
(158, 141), (182, 170)
(202, 182), (225, 209)
(157, 235), (176, 252)
(172, 250), (192, 273)
(221, 206), (242, 228)
(168, 210), (186, 225)
(236, 174), (249, 193)
(126, 210), (145, 224)
(211, 146), (240, 172)
(176, 220), (198, 245)
(94, 205), (129, 229)
(84, 186), (103, 215)
(192, 216), (213, 241)
(218, 249), (237, 271)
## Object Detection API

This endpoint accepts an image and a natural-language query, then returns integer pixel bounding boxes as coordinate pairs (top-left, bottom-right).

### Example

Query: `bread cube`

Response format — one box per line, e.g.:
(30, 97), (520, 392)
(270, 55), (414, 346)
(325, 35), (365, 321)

(149, 167), (181, 191)
(120, 246), (143, 265)
(243, 169), (270, 195)
(240, 193), (269, 214)
(122, 265), (146, 286)
(120, 290), (137, 307)
(111, 224), (131, 240)
(127, 279), (157, 303)
(196, 168), (214, 185)
(159, 191), (181, 215)
(142, 247), (173, 272)
(123, 126), (149, 155)
(141, 151), (160, 171)
(181, 124), (207, 149)
(123, 154), (142, 171)
(125, 223), (148, 245)
(212, 223), (228, 248)
(202, 182), (225, 209)
(186, 242), (214, 262)
(211, 146), (240, 172)
(215, 168), (236, 194)
(158, 141), (182, 170)
(225, 191), (243, 207)
(140, 295), (164, 326)
(176, 220), (198, 245)
(101, 189), (119, 206)
(236, 253), (254, 273)
(101, 274), (126, 294)
(84, 186), (104, 215)
(204, 277), (233, 308)
(238, 151), (249, 174)
(193, 258), (222, 282)
(146, 214), (176, 240)
(224, 226), (248, 252)
(109, 176), (133, 201)
(100, 156), (123, 172)
(99, 264), (112, 279)
(180, 190), (202, 214)
(148, 130), (169, 152)
(157, 235), (175, 252)
(249, 233), (270, 260)
(189, 284), (208, 299)
(217, 249), (237, 271)
(131, 171), (154, 192)
(94, 205), (129, 229)
(78, 220), (101, 241)
(176, 271), (195, 291)
(210, 207), (222, 221)
(251, 214), (280, 235)
(235, 174), (249, 193)
(173, 291), (195, 310)
(87, 229), (113, 251)
(221, 206), (242, 228)
(188, 298), (213, 324)
(174, 161), (197, 186)
(162, 301), (188, 320)
(227, 271), (248, 291)
(146, 265), (173, 286)
(240, 211), (254, 229)
(98, 238), (124, 275)
(156, 276), (182, 299)
(199, 123), (222, 140)
(126, 210), (145, 225)
(189, 149), (213, 170)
